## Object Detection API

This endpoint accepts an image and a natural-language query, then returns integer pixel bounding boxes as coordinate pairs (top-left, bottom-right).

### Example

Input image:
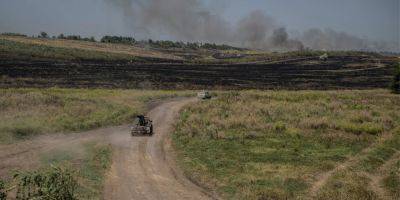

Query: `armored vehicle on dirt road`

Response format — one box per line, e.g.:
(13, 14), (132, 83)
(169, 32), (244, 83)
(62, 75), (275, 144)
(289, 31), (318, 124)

(131, 115), (153, 136)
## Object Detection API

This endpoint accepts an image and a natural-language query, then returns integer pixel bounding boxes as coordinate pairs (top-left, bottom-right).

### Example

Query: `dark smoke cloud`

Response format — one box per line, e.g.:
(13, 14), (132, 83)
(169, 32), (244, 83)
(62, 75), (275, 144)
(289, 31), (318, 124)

(235, 10), (276, 48)
(105, 0), (397, 52)
(270, 27), (304, 51)
(104, 0), (232, 43)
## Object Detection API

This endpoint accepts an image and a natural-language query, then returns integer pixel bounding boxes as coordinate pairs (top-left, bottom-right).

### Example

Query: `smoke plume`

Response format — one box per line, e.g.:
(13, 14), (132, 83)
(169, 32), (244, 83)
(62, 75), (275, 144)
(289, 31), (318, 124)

(105, 0), (397, 52)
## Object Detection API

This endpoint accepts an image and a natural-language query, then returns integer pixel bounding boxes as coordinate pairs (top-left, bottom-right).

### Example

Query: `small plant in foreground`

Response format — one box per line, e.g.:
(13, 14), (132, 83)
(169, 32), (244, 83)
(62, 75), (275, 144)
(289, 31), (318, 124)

(14, 165), (77, 200)
(0, 179), (6, 200)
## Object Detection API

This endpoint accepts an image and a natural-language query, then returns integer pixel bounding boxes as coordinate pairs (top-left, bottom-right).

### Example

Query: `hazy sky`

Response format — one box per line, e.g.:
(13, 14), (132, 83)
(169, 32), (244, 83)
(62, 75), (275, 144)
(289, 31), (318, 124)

(0, 0), (398, 51)
(214, 0), (399, 42)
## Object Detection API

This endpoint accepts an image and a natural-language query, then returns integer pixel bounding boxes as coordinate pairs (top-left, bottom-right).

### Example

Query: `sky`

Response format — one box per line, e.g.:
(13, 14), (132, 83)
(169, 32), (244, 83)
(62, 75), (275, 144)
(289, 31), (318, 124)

(218, 0), (398, 42)
(0, 0), (398, 51)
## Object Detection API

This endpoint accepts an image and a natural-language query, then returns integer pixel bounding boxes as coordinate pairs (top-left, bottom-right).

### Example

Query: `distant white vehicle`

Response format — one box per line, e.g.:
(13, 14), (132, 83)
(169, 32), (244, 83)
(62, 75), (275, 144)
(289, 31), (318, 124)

(319, 53), (329, 61)
(197, 90), (211, 99)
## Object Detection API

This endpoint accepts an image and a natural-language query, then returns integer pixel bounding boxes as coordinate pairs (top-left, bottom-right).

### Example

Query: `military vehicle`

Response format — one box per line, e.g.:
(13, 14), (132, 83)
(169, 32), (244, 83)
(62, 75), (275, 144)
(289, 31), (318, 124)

(131, 115), (153, 136)
(197, 90), (211, 99)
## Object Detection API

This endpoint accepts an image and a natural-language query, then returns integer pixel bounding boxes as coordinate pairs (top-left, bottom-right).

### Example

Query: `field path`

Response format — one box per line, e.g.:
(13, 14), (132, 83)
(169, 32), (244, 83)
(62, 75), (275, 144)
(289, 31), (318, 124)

(309, 133), (395, 198)
(370, 150), (400, 200)
(0, 98), (214, 200)
(103, 98), (213, 200)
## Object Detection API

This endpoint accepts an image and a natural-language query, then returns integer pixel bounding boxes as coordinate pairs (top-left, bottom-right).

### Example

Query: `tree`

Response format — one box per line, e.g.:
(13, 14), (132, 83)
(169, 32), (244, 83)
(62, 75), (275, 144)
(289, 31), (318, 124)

(391, 63), (400, 94)
(39, 31), (48, 38)
(89, 36), (96, 42)
(100, 35), (135, 44)
(58, 34), (65, 39)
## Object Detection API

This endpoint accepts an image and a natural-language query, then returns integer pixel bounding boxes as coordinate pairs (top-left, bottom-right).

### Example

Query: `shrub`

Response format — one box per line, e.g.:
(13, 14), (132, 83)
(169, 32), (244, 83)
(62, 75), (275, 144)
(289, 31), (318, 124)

(39, 31), (49, 38)
(0, 179), (6, 200)
(14, 166), (77, 200)
(391, 63), (400, 94)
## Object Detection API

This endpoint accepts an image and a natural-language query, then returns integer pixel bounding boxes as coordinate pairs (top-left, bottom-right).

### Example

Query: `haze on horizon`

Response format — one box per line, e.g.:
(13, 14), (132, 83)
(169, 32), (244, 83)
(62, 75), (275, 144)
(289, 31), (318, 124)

(0, 0), (398, 52)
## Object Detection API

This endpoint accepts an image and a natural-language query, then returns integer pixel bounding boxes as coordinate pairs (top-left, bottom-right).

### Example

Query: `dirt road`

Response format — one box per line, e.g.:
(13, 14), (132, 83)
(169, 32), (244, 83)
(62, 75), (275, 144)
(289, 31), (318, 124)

(0, 99), (212, 200)
(104, 98), (212, 200)
(0, 98), (213, 200)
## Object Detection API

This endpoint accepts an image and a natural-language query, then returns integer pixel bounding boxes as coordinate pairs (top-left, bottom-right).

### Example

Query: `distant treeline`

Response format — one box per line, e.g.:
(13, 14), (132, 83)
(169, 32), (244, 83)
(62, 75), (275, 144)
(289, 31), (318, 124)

(57, 34), (96, 42)
(100, 35), (136, 45)
(145, 39), (243, 50)
(1, 32), (28, 37)
(1, 32), (243, 51)
(100, 35), (243, 50)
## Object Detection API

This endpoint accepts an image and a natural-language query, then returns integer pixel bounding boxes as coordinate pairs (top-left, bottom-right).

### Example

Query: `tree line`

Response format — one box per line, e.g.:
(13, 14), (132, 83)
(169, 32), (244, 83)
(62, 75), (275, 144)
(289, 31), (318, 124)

(1, 32), (243, 50)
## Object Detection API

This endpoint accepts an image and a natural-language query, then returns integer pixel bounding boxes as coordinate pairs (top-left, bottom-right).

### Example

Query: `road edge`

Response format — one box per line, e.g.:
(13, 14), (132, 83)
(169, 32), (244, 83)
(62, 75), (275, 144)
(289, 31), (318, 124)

(161, 99), (221, 200)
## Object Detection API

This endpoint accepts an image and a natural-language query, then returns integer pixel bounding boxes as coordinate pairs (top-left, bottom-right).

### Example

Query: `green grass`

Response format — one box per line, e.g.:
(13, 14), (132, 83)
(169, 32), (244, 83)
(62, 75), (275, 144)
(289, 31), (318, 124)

(382, 159), (400, 199)
(172, 90), (400, 199)
(316, 170), (379, 200)
(0, 39), (138, 61)
(0, 88), (192, 143)
(317, 130), (400, 200)
(37, 141), (112, 199)
(77, 142), (112, 199)
(357, 132), (400, 173)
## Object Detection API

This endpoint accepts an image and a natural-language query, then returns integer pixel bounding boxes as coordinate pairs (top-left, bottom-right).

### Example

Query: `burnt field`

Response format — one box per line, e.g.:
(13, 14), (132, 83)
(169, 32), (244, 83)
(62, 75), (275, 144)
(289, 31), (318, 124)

(0, 55), (397, 90)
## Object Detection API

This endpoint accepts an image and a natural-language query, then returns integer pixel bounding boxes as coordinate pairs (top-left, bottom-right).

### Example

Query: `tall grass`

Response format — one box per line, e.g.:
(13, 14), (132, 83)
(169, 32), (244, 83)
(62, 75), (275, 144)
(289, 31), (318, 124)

(172, 90), (400, 199)
(0, 88), (192, 143)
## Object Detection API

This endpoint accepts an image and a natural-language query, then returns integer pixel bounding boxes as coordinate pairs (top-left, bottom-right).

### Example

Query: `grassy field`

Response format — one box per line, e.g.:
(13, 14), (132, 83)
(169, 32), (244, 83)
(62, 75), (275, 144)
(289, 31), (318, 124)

(0, 39), (139, 61)
(173, 90), (400, 199)
(0, 35), (181, 61)
(0, 88), (192, 143)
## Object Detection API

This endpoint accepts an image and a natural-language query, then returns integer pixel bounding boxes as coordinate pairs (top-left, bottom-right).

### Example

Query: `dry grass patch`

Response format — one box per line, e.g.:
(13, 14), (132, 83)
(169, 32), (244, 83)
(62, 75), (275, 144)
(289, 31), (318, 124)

(173, 90), (400, 199)
(0, 35), (181, 60)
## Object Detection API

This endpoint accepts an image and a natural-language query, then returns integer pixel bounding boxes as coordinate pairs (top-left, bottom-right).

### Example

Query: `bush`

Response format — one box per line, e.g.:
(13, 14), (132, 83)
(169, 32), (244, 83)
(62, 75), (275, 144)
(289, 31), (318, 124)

(391, 63), (400, 94)
(14, 166), (77, 200)
(0, 180), (6, 200)
(39, 31), (48, 38)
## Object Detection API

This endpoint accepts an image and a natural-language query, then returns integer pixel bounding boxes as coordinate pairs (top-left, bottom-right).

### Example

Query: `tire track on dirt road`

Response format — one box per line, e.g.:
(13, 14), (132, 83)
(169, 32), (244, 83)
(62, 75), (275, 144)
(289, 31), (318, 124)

(103, 98), (215, 200)
(0, 98), (215, 200)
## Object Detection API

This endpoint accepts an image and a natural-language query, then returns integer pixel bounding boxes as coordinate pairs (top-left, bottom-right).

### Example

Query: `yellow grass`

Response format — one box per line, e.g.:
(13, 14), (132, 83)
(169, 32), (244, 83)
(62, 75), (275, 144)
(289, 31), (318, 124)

(0, 35), (182, 60)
